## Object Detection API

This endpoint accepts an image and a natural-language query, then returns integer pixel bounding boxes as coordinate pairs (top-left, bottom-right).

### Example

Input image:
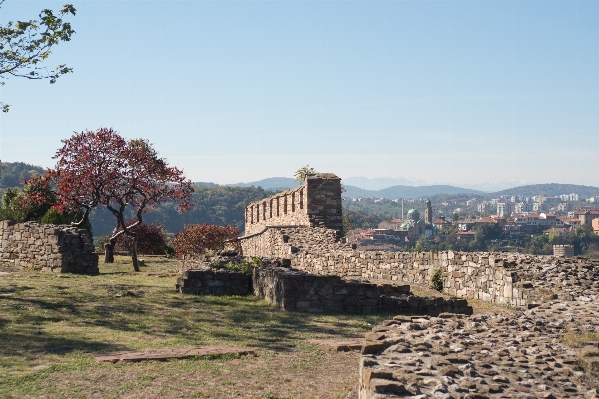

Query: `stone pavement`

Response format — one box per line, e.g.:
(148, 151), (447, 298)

(310, 338), (365, 352)
(358, 301), (599, 398)
(94, 346), (255, 363)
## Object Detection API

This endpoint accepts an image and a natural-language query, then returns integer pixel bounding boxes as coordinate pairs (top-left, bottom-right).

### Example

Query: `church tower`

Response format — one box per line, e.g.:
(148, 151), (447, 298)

(424, 198), (433, 224)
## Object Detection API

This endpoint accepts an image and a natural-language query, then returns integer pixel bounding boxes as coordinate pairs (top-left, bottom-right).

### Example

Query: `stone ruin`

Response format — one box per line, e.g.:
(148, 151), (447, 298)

(244, 173), (343, 235)
(176, 172), (599, 398)
(0, 220), (98, 274)
(176, 259), (473, 316)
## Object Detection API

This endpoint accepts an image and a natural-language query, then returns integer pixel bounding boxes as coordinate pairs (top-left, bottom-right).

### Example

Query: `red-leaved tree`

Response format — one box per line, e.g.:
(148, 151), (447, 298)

(172, 224), (239, 257)
(46, 128), (193, 271)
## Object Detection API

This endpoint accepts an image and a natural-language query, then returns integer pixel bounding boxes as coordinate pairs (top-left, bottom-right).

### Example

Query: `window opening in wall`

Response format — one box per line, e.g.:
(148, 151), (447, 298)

(291, 192), (295, 212)
(276, 197), (280, 217)
(284, 196), (288, 214)
(299, 189), (304, 209)
(263, 202), (267, 220)
(269, 199), (273, 218)
(256, 204), (260, 222)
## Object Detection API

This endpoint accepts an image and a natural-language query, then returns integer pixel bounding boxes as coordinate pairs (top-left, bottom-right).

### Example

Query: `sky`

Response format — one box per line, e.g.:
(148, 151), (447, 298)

(0, 0), (598, 190)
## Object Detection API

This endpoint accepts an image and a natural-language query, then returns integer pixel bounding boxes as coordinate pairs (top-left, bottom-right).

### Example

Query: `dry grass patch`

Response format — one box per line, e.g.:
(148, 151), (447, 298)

(0, 256), (388, 398)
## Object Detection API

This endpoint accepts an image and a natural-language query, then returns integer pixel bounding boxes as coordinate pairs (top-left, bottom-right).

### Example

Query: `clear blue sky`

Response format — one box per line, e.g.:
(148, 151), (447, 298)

(0, 0), (597, 189)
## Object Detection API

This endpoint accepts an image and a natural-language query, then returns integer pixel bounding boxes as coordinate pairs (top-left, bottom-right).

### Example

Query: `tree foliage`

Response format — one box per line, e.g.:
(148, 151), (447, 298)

(0, 1), (76, 112)
(172, 224), (239, 257)
(294, 165), (316, 182)
(342, 208), (389, 234)
(88, 184), (274, 237)
(110, 221), (170, 255)
(0, 177), (55, 222)
(429, 268), (444, 292)
(0, 161), (44, 187)
(44, 128), (193, 270)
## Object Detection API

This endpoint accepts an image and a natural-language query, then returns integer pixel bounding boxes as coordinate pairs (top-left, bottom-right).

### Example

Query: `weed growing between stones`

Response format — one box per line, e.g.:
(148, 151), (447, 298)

(429, 267), (444, 292)
(210, 257), (264, 275)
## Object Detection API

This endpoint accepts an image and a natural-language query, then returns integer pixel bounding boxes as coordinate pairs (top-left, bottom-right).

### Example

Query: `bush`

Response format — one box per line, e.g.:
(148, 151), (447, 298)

(211, 257), (263, 275)
(111, 222), (170, 255)
(40, 208), (66, 225)
(172, 224), (239, 257)
(429, 268), (444, 292)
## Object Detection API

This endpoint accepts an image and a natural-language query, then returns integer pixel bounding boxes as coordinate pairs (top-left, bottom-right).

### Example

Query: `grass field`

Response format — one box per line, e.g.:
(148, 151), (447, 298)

(0, 256), (396, 399)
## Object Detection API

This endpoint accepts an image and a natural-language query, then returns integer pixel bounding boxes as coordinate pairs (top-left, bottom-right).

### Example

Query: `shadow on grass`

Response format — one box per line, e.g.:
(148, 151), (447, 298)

(1, 277), (390, 358)
(0, 327), (125, 357)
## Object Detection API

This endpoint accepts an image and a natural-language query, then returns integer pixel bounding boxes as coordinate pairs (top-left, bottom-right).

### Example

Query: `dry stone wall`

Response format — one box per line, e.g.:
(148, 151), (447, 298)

(176, 267), (252, 296)
(253, 267), (473, 315)
(239, 226), (599, 307)
(0, 220), (98, 274)
(244, 173), (343, 235)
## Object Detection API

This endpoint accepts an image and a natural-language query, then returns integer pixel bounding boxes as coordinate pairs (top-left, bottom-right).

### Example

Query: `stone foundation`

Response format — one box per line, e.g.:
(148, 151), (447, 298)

(239, 226), (599, 307)
(253, 267), (473, 315)
(175, 267), (252, 296)
(0, 220), (98, 274)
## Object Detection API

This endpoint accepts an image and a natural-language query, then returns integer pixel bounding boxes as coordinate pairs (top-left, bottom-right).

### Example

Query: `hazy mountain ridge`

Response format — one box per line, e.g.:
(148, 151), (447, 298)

(226, 177), (599, 200)
(491, 184), (599, 199)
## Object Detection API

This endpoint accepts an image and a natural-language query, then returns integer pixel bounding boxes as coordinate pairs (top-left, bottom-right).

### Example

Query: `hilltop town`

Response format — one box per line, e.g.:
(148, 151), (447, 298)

(346, 191), (599, 256)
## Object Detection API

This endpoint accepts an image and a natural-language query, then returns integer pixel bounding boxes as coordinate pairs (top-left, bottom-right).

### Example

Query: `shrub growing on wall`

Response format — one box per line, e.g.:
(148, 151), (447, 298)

(429, 268), (444, 292)
(172, 224), (238, 257)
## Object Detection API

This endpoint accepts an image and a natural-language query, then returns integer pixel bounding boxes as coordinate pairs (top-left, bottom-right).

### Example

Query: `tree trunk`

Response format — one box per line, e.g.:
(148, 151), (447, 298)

(131, 236), (140, 272)
(104, 242), (114, 263)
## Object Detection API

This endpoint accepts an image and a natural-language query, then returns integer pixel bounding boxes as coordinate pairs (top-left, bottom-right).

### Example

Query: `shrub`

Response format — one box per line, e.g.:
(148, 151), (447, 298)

(172, 224), (239, 257)
(112, 222), (169, 255)
(429, 268), (444, 292)
(40, 208), (66, 225)
(211, 258), (263, 275)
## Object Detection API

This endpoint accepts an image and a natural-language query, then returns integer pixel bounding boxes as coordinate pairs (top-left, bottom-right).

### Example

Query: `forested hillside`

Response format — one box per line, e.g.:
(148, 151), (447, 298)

(491, 184), (599, 198)
(89, 184), (274, 237)
(0, 162), (45, 187)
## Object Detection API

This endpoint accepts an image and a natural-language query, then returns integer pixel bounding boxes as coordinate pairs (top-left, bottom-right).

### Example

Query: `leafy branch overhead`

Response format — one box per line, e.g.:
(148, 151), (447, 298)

(0, 1), (76, 112)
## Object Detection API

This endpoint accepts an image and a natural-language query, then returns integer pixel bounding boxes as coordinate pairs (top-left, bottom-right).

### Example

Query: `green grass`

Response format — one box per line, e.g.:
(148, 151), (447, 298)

(0, 256), (388, 398)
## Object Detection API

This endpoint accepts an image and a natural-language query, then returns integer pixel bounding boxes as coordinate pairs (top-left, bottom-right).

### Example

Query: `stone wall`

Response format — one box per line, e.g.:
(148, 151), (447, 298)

(0, 220), (98, 274)
(176, 267), (252, 296)
(239, 226), (599, 307)
(244, 173), (342, 235)
(253, 267), (473, 315)
(554, 244), (574, 257)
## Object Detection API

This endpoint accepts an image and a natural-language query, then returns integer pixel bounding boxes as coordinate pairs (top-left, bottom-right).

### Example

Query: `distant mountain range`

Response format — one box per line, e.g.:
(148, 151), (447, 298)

(343, 185), (485, 199)
(228, 177), (301, 191)
(492, 184), (599, 199)
(226, 177), (599, 200)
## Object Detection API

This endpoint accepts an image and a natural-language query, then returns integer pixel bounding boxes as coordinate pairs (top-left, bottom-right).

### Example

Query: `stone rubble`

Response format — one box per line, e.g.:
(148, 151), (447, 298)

(359, 301), (599, 398)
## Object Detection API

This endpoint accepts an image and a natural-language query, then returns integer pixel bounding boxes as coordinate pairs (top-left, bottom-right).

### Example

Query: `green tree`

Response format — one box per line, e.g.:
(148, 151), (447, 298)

(0, 1), (76, 112)
(294, 165), (316, 182)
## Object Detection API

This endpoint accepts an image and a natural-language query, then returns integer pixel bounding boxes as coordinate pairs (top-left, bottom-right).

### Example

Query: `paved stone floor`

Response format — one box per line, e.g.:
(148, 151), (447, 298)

(359, 301), (599, 398)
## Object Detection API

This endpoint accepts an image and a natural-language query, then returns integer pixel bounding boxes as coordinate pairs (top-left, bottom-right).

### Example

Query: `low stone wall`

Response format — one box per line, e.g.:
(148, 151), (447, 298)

(239, 226), (599, 307)
(176, 267), (252, 296)
(253, 268), (472, 315)
(0, 220), (98, 274)
(177, 253), (288, 274)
